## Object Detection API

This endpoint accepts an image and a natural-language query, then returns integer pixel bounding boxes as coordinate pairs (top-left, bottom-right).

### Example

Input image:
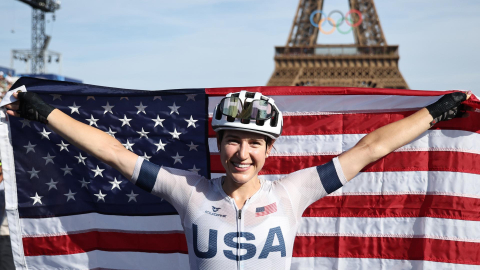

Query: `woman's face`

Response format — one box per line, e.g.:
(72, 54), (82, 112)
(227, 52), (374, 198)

(219, 130), (273, 185)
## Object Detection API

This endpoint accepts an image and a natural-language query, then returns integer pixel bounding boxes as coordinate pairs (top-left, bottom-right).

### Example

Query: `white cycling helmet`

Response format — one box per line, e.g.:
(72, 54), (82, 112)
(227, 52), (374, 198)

(212, 91), (283, 139)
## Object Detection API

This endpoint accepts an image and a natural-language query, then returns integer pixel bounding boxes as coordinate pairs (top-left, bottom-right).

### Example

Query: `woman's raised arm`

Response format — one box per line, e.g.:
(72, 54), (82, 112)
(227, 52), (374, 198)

(6, 91), (138, 179)
(338, 92), (470, 181)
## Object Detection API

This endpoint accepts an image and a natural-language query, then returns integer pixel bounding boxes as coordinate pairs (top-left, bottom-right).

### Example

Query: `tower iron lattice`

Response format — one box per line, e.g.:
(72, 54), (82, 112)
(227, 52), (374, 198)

(12, 0), (61, 74)
(267, 0), (409, 89)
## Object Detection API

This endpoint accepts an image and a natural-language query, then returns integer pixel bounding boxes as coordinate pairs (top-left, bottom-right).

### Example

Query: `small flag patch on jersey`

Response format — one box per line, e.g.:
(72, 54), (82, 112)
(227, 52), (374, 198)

(255, 202), (277, 217)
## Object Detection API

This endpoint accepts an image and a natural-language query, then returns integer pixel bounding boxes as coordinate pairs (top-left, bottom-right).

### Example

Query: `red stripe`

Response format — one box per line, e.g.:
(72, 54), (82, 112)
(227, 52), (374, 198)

(210, 151), (480, 175)
(23, 231), (188, 256)
(205, 86), (460, 97)
(303, 194), (480, 221)
(293, 235), (480, 265)
(208, 111), (480, 137)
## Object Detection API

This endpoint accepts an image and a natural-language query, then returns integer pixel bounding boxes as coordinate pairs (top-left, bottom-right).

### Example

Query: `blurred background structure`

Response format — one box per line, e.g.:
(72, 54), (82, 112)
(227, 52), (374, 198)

(267, 0), (409, 88)
(0, 0), (479, 93)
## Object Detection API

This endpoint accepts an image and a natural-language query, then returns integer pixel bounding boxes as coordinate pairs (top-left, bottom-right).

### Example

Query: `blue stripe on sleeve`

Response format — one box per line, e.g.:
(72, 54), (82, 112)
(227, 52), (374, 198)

(136, 160), (161, 193)
(316, 160), (343, 194)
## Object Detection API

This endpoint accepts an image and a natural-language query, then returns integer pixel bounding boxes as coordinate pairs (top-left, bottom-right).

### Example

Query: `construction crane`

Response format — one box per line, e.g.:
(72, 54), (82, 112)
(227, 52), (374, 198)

(12, 0), (61, 74)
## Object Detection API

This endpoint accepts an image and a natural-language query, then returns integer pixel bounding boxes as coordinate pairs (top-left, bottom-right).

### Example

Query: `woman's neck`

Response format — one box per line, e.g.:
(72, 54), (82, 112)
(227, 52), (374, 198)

(222, 176), (261, 209)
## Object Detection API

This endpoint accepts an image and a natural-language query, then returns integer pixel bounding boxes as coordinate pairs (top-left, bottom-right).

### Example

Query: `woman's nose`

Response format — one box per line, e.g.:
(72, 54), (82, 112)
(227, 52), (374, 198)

(237, 142), (250, 160)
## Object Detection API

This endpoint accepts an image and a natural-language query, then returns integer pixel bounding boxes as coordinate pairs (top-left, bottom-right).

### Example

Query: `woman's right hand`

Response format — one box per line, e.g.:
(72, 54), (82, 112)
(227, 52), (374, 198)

(5, 91), (21, 118)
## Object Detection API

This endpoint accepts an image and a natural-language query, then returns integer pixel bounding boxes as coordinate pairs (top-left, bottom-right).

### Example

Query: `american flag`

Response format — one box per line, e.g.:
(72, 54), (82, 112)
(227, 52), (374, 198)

(2, 77), (480, 269)
(255, 202), (277, 217)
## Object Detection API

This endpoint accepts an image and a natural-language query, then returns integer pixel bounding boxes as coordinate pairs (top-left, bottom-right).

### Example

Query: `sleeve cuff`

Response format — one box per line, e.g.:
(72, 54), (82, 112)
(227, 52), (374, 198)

(130, 156), (145, 185)
(332, 156), (348, 185)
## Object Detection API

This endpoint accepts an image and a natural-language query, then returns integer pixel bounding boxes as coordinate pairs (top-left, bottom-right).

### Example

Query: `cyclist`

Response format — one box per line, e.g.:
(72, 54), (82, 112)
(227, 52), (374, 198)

(5, 90), (468, 269)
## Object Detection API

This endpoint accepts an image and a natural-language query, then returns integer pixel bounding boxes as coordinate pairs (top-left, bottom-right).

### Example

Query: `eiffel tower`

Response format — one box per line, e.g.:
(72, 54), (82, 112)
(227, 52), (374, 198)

(267, 0), (409, 89)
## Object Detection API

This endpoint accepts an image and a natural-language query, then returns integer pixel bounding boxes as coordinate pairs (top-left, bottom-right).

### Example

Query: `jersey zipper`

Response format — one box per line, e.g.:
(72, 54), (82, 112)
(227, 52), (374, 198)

(236, 206), (242, 270)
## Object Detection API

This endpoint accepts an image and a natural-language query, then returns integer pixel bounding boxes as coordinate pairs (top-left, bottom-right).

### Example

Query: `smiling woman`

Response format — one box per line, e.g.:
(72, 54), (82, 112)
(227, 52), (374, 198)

(5, 89), (468, 269)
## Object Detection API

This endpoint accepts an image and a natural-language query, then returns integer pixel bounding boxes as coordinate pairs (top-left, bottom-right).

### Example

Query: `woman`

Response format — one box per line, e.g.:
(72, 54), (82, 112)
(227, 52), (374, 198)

(6, 90), (468, 269)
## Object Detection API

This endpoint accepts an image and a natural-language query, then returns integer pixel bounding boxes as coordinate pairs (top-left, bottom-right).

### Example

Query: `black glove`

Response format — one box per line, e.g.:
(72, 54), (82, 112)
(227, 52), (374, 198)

(426, 92), (467, 127)
(18, 92), (56, 124)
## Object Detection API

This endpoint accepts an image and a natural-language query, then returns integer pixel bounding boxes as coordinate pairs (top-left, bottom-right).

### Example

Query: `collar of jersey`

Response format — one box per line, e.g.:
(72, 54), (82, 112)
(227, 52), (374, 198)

(214, 176), (266, 206)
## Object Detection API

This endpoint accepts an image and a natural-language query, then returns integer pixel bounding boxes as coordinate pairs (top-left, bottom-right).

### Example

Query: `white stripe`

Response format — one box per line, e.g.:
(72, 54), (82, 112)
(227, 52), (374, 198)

(336, 171), (480, 199)
(208, 130), (480, 156)
(209, 95), (441, 115)
(297, 217), (480, 243)
(21, 213), (183, 237)
(290, 257), (478, 270)
(25, 250), (190, 270)
(215, 171), (480, 199)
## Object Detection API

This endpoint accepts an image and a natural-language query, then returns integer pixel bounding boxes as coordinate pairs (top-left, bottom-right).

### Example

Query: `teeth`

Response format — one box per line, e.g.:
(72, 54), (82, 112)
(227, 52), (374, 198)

(234, 163), (250, 168)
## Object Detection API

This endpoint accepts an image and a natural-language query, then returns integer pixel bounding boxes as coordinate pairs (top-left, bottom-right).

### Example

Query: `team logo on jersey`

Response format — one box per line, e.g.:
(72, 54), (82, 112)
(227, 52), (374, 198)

(205, 206), (226, 218)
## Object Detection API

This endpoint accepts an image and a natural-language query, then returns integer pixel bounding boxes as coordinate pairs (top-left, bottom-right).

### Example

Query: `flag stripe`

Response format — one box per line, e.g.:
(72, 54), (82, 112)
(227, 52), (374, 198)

(292, 235), (480, 265)
(290, 256), (480, 270)
(209, 130), (480, 156)
(22, 231), (188, 256)
(21, 213), (183, 236)
(210, 151), (480, 175)
(297, 217), (480, 243)
(303, 194), (480, 221)
(208, 95), (443, 115)
(208, 113), (480, 137)
(24, 251), (190, 270)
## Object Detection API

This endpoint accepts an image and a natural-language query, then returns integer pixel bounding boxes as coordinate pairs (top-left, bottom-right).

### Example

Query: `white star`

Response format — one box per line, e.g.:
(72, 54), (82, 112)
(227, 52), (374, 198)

(27, 167), (40, 179)
(168, 102), (181, 115)
(38, 128), (52, 140)
(186, 94), (197, 101)
(187, 141), (199, 151)
(154, 140), (167, 152)
(91, 166), (105, 178)
(87, 96), (95, 100)
(45, 178), (58, 190)
(102, 102), (114, 114)
(64, 189), (77, 201)
(24, 141), (36, 153)
(119, 115), (132, 127)
(135, 102), (147, 114)
(152, 115), (165, 128)
(20, 119), (31, 128)
(30, 193), (43, 205)
(109, 178), (122, 190)
(74, 153), (87, 165)
(185, 116), (198, 128)
(57, 140), (70, 152)
(136, 128), (149, 138)
(42, 153), (55, 165)
(61, 164), (73, 176)
(153, 96), (162, 101)
(120, 97), (129, 100)
(68, 102), (81, 114)
(126, 190), (139, 202)
(51, 94), (62, 101)
(171, 152), (184, 164)
(79, 178), (90, 188)
(142, 152), (152, 161)
(189, 165), (201, 174)
(94, 190), (107, 202)
(86, 115), (99, 127)
(169, 128), (182, 140)
(123, 139), (135, 151)
(106, 127), (117, 138)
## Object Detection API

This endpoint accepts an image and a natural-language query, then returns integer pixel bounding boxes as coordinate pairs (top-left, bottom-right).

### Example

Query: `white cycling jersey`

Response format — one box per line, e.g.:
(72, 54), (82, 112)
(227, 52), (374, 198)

(131, 157), (347, 270)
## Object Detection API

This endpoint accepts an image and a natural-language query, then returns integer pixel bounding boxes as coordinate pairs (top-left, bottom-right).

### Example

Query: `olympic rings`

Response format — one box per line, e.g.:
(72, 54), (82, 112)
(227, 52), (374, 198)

(318, 18), (336, 35)
(309, 9), (363, 35)
(327, 10), (344, 27)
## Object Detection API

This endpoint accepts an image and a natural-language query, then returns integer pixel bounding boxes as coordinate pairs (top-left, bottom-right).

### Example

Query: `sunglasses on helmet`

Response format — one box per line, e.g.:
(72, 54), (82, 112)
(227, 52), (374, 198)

(218, 97), (277, 121)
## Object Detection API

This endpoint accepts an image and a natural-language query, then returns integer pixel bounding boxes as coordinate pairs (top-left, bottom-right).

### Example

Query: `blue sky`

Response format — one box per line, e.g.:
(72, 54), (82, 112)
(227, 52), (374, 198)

(0, 0), (479, 97)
